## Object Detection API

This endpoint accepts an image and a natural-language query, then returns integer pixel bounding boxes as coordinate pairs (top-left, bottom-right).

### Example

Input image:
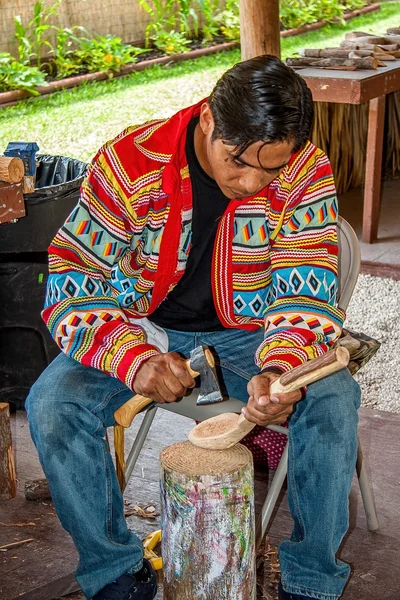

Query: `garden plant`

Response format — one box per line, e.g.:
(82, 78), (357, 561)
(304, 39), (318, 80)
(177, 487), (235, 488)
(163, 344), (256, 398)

(1, 1), (398, 162)
(0, 0), (374, 95)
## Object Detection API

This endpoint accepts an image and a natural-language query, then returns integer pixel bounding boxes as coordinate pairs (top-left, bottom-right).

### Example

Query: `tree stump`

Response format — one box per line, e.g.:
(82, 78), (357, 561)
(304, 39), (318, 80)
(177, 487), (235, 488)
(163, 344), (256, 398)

(0, 403), (17, 500)
(160, 441), (256, 600)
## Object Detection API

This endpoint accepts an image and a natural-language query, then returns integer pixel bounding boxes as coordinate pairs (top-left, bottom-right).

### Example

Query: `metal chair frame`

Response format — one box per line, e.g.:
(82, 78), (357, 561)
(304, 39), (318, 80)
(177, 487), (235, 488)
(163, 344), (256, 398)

(118, 217), (379, 548)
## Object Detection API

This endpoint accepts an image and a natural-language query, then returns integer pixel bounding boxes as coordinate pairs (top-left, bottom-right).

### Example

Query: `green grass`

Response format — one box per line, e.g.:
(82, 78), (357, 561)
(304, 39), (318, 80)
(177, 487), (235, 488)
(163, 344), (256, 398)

(0, 1), (399, 163)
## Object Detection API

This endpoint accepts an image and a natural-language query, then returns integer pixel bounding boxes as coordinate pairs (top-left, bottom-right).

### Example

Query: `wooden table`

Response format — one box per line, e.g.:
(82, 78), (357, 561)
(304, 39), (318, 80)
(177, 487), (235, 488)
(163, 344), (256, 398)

(299, 61), (400, 243)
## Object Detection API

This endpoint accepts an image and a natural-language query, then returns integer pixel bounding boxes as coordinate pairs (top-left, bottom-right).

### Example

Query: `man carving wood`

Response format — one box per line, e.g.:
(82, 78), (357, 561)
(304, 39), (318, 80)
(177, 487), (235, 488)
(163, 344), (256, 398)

(26, 55), (360, 600)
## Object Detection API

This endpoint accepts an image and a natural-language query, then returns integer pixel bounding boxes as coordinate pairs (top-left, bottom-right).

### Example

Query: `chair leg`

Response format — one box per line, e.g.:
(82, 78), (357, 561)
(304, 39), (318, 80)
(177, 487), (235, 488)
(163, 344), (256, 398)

(256, 442), (289, 551)
(124, 406), (158, 485)
(356, 437), (379, 532)
(114, 425), (126, 491)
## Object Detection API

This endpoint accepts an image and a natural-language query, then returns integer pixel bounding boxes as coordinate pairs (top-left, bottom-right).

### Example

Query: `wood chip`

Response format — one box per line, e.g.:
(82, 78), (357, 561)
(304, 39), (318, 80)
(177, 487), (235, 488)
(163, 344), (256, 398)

(0, 522), (36, 527)
(124, 504), (160, 519)
(256, 536), (280, 599)
(0, 538), (34, 551)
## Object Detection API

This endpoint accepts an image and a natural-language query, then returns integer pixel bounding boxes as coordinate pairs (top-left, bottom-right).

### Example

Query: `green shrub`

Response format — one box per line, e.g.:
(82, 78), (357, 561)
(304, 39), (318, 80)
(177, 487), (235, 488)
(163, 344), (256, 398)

(177, 0), (199, 38)
(0, 52), (48, 94)
(215, 0), (240, 42)
(52, 26), (87, 79)
(198, 0), (221, 42)
(14, 0), (62, 69)
(152, 30), (190, 55)
(137, 0), (178, 48)
(74, 35), (145, 73)
(280, 0), (365, 30)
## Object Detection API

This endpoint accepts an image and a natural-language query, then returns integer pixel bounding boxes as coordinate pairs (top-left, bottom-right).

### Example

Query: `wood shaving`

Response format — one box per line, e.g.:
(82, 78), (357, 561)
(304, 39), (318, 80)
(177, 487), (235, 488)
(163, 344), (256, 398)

(0, 522), (36, 527)
(125, 504), (160, 519)
(256, 536), (280, 600)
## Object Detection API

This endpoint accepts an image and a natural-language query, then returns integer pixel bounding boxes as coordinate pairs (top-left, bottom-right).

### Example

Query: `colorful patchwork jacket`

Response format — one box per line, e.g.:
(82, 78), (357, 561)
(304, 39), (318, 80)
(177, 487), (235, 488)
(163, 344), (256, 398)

(43, 99), (345, 391)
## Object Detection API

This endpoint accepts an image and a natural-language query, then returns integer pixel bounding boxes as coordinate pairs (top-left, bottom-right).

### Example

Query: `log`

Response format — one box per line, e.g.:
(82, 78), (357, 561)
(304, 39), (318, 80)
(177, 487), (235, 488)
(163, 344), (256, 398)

(344, 32), (389, 44)
(349, 50), (395, 61)
(387, 27), (400, 35)
(0, 156), (24, 183)
(377, 44), (400, 51)
(24, 479), (52, 501)
(0, 403), (17, 501)
(301, 47), (394, 60)
(340, 41), (399, 51)
(161, 441), (256, 599)
(286, 57), (379, 70)
(300, 48), (353, 58)
(344, 30), (375, 38)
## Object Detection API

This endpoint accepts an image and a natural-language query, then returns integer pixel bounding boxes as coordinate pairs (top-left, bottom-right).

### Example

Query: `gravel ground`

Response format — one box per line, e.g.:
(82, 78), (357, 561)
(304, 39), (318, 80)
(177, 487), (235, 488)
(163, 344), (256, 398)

(345, 274), (400, 414)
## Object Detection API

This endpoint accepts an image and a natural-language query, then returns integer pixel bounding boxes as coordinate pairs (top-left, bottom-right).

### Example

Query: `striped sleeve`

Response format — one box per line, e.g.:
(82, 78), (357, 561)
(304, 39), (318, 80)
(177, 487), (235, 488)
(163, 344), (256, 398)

(42, 145), (160, 391)
(255, 149), (345, 373)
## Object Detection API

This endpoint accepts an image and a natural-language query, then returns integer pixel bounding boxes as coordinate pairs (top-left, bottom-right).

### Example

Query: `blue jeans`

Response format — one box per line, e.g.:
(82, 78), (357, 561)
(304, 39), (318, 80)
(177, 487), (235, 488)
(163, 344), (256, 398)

(26, 327), (360, 600)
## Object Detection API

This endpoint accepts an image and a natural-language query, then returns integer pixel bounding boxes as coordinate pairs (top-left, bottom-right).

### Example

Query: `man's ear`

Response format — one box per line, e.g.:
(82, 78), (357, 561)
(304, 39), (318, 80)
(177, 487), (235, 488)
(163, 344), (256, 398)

(199, 102), (214, 137)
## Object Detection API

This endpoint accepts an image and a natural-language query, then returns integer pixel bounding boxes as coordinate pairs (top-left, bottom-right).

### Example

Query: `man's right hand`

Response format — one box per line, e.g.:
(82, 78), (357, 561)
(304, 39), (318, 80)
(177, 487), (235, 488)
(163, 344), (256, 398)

(133, 352), (196, 403)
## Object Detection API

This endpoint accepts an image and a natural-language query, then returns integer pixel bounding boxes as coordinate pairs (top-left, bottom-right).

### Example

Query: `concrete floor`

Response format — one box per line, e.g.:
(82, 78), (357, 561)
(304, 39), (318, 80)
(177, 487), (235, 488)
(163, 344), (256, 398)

(1, 406), (400, 600)
(339, 178), (400, 277)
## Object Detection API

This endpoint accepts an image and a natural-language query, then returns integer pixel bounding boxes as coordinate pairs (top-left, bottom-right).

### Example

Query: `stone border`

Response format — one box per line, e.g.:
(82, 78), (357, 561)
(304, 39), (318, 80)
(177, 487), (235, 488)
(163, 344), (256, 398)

(0, 3), (381, 108)
(361, 260), (400, 281)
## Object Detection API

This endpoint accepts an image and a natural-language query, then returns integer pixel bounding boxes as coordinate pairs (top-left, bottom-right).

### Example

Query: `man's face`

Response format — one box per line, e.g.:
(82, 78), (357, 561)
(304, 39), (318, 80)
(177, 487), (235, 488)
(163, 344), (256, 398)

(196, 103), (295, 200)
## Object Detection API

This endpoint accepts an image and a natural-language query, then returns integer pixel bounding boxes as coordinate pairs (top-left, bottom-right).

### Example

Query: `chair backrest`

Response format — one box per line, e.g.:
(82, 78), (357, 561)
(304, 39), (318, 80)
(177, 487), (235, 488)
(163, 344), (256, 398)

(337, 216), (361, 311)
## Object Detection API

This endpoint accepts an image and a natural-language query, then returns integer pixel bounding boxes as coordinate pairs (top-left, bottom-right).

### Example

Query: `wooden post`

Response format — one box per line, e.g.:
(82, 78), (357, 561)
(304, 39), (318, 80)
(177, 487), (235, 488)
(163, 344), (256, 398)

(0, 403), (17, 500)
(363, 95), (386, 243)
(239, 0), (280, 60)
(161, 441), (256, 599)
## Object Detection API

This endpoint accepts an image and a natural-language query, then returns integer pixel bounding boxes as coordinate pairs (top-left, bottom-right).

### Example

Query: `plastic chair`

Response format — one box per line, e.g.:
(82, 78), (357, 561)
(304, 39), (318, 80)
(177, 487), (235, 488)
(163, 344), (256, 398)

(114, 217), (379, 548)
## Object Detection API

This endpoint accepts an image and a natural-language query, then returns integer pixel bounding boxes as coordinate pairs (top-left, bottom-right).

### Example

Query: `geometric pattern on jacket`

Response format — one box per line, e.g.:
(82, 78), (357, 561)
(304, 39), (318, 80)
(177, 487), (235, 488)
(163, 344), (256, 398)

(43, 99), (345, 390)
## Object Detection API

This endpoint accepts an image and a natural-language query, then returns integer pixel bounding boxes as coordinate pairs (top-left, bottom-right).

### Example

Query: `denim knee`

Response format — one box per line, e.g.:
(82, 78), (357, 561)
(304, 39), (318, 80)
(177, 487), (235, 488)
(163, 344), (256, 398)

(26, 358), (97, 453)
(26, 368), (67, 449)
(293, 368), (361, 437)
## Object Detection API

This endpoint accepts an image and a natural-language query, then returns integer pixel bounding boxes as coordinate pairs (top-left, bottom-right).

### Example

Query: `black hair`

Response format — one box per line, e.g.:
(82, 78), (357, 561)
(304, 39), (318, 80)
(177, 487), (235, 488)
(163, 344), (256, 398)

(208, 54), (314, 156)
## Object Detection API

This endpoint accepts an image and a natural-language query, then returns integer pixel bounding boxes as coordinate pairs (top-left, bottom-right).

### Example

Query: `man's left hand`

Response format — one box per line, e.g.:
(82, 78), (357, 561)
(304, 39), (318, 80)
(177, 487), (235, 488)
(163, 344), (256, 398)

(244, 372), (302, 426)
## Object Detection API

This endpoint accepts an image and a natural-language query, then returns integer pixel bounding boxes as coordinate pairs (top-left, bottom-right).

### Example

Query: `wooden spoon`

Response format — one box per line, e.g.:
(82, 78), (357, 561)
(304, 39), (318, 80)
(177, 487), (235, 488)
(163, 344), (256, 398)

(188, 347), (350, 450)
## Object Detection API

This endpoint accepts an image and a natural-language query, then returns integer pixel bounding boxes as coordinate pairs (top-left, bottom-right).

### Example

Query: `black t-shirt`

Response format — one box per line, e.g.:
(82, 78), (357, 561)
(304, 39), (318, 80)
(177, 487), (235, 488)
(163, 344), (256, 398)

(150, 117), (229, 331)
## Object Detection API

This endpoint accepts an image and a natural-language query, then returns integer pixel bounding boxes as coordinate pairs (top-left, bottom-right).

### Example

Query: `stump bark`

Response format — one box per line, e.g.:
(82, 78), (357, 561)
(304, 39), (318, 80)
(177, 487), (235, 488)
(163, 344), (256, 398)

(0, 403), (16, 500)
(160, 441), (256, 600)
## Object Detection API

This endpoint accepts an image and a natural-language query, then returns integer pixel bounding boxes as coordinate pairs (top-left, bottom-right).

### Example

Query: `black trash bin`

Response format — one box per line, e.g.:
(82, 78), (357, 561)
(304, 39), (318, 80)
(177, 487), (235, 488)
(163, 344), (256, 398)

(0, 155), (88, 408)
(1, 154), (88, 253)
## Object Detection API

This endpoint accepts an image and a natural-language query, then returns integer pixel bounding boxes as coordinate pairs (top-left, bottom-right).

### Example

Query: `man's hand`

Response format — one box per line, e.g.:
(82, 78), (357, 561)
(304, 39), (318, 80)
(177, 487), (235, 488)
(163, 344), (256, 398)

(133, 352), (196, 403)
(243, 371), (302, 426)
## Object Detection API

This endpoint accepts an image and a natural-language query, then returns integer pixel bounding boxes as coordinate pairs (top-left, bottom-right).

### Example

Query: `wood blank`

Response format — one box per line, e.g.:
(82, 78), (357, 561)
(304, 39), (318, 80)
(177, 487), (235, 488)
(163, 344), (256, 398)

(0, 156), (24, 183)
